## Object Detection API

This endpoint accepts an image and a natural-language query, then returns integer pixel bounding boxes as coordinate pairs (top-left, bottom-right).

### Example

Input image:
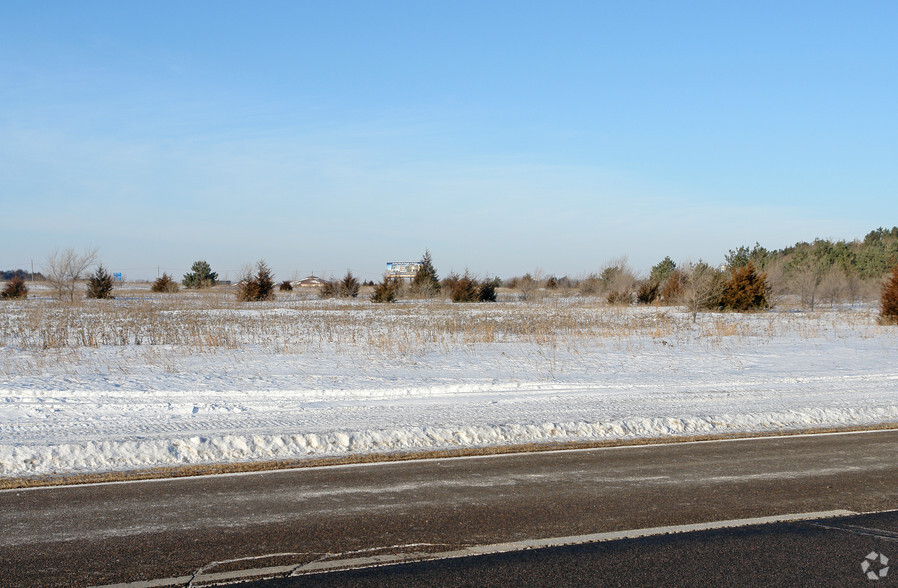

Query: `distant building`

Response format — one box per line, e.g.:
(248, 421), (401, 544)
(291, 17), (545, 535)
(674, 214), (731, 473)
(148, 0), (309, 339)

(293, 276), (327, 288)
(385, 262), (422, 282)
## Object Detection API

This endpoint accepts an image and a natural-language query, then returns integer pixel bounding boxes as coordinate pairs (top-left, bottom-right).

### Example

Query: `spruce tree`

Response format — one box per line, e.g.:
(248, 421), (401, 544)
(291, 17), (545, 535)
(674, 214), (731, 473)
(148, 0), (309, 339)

(238, 260), (275, 301)
(340, 270), (360, 298)
(371, 276), (399, 303)
(183, 260), (218, 289)
(649, 257), (677, 285)
(412, 250), (440, 297)
(86, 265), (115, 299)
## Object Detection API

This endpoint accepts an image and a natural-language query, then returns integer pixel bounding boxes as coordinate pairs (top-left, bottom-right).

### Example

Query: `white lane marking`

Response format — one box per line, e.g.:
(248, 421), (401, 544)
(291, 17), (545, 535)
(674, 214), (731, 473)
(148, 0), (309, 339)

(93, 510), (856, 587)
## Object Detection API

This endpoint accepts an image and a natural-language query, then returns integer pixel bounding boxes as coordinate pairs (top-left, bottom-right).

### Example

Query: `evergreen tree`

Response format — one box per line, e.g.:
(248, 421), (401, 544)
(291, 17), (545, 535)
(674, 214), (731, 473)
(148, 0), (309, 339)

(238, 260), (275, 301)
(411, 249), (440, 297)
(151, 273), (179, 293)
(371, 276), (400, 303)
(649, 257), (677, 285)
(339, 270), (360, 298)
(86, 265), (115, 299)
(719, 262), (769, 311)
(183, 260), (218, 289)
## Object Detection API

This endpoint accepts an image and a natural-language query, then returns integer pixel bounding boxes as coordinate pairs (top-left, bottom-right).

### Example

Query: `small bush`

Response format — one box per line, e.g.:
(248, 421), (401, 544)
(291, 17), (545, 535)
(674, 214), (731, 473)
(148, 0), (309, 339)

(881, 265), (898, 324)
(86, 265), (115, 299)
(1, 275), (28, 300)
(660, 270), (685, 303)
(279, 280), (293, 291)
(636, 280), (659, 304)
(237, 260), (275, 302)
(477, 278), (499, 302)
(151, 273), (179, 293)
(606, 290), (632, 305)
(371, 276), (400, 303)
(447, 272), (495, 303)
(516, 273), (543, 301)
(319, 280), (337, 299)
(719, 262), (769, 311)
(578, 274), (602, 295)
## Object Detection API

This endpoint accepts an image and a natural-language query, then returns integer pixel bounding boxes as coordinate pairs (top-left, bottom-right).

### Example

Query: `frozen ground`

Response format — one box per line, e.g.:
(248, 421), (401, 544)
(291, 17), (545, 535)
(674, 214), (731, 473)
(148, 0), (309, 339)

(1, 294), (897, 478)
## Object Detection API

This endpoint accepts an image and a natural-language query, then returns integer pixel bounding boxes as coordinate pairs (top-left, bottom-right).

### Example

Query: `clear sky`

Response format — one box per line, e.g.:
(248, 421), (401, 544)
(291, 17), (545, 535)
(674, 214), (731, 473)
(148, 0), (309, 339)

(2, 2), (896, 282)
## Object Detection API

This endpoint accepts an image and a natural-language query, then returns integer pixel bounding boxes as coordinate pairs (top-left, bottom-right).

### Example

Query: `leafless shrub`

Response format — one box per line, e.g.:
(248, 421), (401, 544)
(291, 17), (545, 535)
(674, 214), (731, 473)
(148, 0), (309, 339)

(601, 257), (638, 305)
(680, 261), (725, 322)
(44, 247), (99, 301)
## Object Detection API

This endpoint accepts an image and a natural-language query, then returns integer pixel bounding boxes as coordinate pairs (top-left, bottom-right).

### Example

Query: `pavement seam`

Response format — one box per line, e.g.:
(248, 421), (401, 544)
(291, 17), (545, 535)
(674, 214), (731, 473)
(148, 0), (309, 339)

(810, 522), (898, 542)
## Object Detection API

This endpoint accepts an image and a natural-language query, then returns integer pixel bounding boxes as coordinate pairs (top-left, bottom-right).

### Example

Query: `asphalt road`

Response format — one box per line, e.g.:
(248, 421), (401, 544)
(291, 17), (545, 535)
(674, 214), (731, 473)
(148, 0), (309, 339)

(1, 430), (897, 587)
(256, 510), (898, 587)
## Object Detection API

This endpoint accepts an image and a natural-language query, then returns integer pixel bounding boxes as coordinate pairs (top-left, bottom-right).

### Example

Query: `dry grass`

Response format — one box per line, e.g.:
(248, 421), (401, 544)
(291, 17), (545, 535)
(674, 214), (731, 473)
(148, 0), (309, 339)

(0, 286), (887, 369)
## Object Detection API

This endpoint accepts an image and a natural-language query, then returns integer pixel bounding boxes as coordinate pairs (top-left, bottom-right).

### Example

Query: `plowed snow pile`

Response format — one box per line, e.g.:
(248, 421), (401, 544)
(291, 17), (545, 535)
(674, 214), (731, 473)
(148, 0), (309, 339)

(1, 294), (896, 477)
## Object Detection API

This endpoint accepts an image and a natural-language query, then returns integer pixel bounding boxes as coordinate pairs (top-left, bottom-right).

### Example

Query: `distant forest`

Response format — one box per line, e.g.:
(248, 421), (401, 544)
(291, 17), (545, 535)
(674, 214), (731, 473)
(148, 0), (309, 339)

(725, 226), (898, 279)
(1, 270), (44, 281)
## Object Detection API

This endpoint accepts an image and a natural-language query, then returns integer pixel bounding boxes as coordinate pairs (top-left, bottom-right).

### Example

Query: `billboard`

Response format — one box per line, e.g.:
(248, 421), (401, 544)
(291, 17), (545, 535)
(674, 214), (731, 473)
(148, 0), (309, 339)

(386, 262), (421, 279)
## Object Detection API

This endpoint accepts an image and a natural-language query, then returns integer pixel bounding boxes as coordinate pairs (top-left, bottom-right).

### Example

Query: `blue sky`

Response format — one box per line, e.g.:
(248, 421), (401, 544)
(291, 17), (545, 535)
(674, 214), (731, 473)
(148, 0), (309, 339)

(2, 2), (896, 282)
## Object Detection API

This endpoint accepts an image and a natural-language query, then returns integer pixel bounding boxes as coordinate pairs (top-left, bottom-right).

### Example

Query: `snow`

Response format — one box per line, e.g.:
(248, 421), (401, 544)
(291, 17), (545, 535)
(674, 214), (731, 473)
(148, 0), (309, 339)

(1, 295), (897, 478)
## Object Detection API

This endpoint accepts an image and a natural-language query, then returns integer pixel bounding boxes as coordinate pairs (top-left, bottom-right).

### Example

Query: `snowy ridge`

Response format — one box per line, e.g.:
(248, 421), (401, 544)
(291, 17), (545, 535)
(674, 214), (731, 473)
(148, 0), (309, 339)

(3, 406), (898, 477)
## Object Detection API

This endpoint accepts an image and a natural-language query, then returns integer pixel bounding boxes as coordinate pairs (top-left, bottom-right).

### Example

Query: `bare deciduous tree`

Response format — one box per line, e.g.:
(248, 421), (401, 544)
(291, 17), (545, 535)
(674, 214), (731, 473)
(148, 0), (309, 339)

(44, 247), (99, 301)
(680, 261), (724, 322)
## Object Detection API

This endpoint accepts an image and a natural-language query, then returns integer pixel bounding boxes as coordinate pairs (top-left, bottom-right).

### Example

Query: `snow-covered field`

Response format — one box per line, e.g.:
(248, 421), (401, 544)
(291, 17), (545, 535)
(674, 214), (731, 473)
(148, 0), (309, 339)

(2, 289), (897, 478)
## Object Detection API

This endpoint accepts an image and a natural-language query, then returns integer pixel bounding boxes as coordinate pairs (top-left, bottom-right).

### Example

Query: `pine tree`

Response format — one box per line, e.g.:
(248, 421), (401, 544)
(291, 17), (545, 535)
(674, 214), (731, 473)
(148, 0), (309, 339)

(411, 249), (440, 297)
(183, 260), (218, 289)
(86, 265), (115, 299)
(339, 270), (360, 298)
(371, 276), (400, 303)
(238, 260), (275, 301)
(649, 256), (677, 285)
